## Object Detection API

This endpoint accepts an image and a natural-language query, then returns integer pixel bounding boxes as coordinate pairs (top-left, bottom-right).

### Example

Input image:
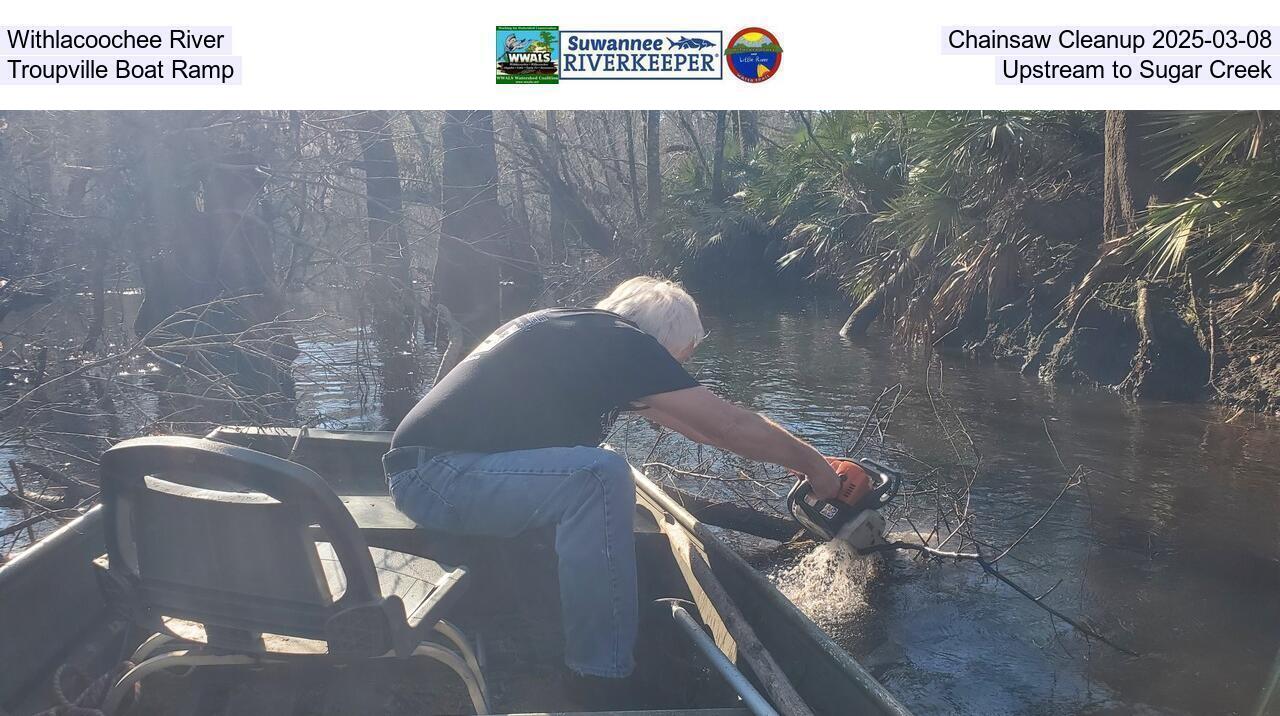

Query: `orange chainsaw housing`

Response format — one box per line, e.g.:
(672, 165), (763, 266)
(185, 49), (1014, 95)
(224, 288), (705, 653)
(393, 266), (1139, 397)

(827, 457), (876, 507)
(787, 456), (901, 542)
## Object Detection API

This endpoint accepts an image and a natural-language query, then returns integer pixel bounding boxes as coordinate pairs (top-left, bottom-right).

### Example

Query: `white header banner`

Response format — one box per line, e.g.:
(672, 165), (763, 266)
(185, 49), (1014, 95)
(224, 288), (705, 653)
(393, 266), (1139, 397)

(0, 0), (1275, 109)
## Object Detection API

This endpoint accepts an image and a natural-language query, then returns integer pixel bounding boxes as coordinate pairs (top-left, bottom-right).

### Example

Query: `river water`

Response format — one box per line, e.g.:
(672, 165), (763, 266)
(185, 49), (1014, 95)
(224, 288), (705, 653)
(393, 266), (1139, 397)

(3, 294), (1277, 715)
(688, 300), (1279, 716)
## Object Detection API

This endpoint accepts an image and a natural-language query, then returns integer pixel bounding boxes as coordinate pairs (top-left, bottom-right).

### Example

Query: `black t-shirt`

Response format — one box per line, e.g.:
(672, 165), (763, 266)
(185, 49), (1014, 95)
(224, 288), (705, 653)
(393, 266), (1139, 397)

(391, 308), (700, 452)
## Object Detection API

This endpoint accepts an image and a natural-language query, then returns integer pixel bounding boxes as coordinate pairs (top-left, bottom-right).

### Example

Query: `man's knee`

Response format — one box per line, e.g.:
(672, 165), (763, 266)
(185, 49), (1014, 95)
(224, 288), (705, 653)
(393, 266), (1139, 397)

(582, 449), (633, 492)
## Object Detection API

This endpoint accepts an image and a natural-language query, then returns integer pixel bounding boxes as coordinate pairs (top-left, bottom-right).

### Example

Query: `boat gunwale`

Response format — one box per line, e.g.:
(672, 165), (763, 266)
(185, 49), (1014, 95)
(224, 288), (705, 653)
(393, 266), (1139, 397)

(0, 505), (109, 709)
(632, 468), (913, 716)
(0, 503), (103, 581)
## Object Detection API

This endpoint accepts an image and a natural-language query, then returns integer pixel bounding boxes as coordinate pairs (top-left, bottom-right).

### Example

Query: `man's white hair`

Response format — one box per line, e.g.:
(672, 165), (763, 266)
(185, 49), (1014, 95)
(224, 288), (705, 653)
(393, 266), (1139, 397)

(596, 276), (704, 354)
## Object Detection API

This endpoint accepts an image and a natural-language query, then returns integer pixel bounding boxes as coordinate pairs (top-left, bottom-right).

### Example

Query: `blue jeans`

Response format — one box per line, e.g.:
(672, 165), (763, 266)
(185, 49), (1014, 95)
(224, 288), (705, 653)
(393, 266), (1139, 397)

(384, 445), (638, 678)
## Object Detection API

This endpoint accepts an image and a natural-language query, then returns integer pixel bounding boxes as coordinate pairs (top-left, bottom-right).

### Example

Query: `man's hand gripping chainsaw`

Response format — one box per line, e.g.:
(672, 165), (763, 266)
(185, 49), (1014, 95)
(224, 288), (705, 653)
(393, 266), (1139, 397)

(786, 457), (901, 550)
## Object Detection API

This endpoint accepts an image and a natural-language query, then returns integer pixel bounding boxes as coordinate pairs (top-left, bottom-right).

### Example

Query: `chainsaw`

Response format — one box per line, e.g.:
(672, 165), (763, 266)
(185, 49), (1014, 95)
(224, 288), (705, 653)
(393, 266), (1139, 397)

(786, 457), (901, 551)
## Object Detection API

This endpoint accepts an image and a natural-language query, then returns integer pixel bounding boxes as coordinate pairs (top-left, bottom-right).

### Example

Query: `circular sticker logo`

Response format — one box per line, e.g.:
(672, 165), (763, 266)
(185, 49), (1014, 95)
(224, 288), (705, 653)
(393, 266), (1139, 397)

(726, 28), (782, 83)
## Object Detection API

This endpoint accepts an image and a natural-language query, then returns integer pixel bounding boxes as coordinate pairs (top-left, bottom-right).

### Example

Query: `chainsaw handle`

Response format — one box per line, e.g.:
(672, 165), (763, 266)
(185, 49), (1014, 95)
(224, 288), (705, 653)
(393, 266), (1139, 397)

(785, 479), (836, 541)
(857, 458), (901, 511)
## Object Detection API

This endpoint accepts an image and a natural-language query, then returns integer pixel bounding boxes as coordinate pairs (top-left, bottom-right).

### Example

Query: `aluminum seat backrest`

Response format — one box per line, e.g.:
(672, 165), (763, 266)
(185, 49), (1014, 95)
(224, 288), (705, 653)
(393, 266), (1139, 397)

(99, 436), (387, 647)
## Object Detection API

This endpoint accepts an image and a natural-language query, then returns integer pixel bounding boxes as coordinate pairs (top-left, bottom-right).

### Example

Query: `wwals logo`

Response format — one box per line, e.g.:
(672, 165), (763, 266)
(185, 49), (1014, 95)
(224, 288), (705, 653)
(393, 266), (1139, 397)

(496, 26), (559, 84)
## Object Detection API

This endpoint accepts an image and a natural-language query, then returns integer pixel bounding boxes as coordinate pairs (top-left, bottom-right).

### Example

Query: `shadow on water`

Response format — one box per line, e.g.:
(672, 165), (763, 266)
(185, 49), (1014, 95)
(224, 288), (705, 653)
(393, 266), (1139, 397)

(689, 298), (1280, 716)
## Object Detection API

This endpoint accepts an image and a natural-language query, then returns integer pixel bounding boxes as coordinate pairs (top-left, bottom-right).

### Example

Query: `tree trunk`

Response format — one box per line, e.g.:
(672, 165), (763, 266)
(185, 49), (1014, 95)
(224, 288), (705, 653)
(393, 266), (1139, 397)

(494, 116), (542, 318)
(597, 112), (628, 200)
(436, 110), (507, 374)
(676, 112), (711, 180)
(546, 110), (568, 263)
(61, 171), (105, 353)
(128, 113), (297, 420)
(711, 110), (728, 203)
(645, 110), (662, 221)
(25, 122), (55, 277)
(738, 110), (760, 155)
(505, 167), (542, 318)
(1103, 110), (1148, 242)
(625, 111), (643, 220)
(405, 111), (443, 208)
(356, 111), (419, 426)
(80, 236), (107, 353)
(1062, 110), (1161, 317)
(511, 112), (614, 256)
(501, 215), (542, 321)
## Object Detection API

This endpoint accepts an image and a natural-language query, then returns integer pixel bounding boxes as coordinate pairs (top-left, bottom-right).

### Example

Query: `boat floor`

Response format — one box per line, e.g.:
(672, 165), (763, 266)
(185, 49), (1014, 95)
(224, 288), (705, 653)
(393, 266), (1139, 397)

(39, 498), (740, 716)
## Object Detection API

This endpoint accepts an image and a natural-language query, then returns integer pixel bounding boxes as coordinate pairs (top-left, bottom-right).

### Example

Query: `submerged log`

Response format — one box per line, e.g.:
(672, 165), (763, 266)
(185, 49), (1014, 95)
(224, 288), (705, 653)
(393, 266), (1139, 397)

(840, 290), (887, 338)
(0, 490), (65, 510)
(657, 484), (799, 543)
(1, 462), (94, 512)
(840, 244), (931, 338)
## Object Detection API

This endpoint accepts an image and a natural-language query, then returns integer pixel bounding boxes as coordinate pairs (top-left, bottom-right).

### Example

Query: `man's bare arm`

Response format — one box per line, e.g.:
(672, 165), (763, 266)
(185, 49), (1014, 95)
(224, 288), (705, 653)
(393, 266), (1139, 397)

(632, 396), (713, 444)
(635, 386), (841, 500)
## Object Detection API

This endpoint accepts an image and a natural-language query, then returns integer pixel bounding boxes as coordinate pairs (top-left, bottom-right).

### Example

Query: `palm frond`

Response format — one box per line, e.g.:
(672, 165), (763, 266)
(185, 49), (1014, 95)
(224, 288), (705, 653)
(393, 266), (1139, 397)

(1143, 111), (1277, 177)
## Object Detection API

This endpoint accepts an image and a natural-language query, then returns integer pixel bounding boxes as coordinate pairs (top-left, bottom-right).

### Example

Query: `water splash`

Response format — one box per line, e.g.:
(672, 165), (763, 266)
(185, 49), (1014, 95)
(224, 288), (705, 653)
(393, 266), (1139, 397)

(773, 538), (879, 627)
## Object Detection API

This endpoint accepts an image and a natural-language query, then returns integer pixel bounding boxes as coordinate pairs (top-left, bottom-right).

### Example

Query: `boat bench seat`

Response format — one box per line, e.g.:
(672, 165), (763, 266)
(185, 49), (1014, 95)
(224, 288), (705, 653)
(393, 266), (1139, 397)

(337, 494), (657, 534)
(339, 495), (418, 531)
(95, 542), (464, 654)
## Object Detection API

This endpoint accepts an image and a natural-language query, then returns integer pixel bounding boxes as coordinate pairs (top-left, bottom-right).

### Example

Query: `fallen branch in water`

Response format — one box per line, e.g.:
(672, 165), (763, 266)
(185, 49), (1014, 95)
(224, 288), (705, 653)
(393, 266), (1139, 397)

(862, 538), (1139, 657)
(16, 461), (97, 492)
(0, 501), (91, 539)
(857, 359), (1137, 657)
(0, 510), (60, 539)
(2, 461), (95, 511)
(844, 383), (904, 457)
